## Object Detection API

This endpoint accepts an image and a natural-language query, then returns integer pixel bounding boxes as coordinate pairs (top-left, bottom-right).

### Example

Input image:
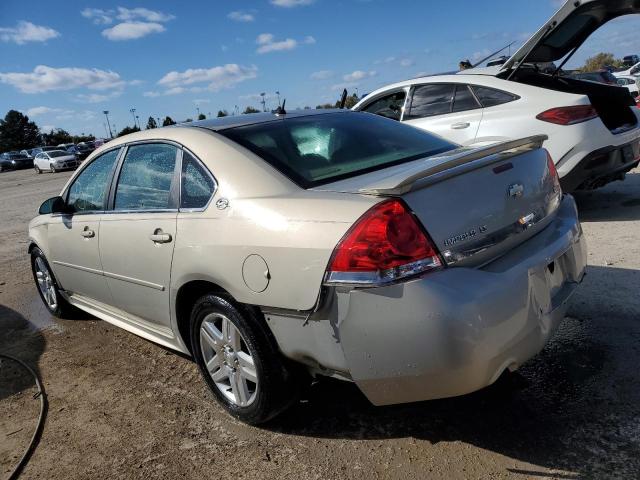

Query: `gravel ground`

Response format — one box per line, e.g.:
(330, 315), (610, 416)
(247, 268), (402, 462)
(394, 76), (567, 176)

(1, 167), (639, 479)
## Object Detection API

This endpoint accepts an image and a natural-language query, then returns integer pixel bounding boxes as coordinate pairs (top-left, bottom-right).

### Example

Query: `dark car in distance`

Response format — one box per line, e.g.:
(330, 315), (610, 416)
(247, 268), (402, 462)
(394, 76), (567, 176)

(0, 152), (33, 171)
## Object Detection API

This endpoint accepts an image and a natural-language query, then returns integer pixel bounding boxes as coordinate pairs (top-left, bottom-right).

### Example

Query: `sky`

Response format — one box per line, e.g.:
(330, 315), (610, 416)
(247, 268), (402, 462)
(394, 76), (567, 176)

(1, 0), (640, 138)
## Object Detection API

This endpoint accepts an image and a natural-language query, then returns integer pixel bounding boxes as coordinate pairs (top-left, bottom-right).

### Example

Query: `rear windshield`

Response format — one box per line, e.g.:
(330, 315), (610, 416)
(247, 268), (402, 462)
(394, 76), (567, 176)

(220, 112), (456, 188)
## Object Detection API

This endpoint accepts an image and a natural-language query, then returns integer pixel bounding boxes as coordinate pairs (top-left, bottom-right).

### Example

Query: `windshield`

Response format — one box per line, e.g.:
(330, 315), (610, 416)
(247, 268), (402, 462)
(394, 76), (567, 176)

(220, 112), (456, 188)
(49, 151), (69, 158)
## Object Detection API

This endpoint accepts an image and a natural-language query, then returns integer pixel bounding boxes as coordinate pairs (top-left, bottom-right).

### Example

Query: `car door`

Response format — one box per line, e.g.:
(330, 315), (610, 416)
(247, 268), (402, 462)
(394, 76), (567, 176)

(98, 142), (180, 330)
(402, 83), (483, 145)
(47, 148), (121, 305)
(469, 85), (522, 145)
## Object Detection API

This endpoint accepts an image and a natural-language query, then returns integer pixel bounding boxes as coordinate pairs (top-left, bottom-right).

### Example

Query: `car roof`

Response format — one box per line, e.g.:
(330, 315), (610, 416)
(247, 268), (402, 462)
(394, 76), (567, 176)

(188, 109), (348, 132)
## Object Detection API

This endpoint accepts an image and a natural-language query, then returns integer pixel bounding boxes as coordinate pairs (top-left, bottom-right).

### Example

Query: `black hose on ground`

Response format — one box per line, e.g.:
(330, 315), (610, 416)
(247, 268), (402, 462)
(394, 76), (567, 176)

(0, 354), (47, 480)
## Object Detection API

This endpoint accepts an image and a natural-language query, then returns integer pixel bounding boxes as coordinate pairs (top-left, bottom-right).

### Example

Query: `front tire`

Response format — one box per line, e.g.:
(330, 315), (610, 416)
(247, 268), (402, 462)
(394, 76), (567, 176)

(34, 165), (41, 174)
(50, 165), (56, 173)
(190, 294), (300, 424)
(30, 247), (75, 318)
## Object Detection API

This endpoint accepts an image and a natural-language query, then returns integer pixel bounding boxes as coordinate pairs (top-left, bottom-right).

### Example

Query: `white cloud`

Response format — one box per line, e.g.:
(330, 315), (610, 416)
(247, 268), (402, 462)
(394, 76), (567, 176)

(271, 0), (314, 7)
(82, 7), (174, 41)
(310, 70), (333, 80)
(256, 33), (305, 53)
(228, 10), (255, 22)
(115, 7), (174, 23)
(0, 21), (60, 44)
(343, 70), (376, 82)
(24, 107), (95, 122)
(153, 64), (258, 96)
(303, 35), (316, 44)
(102, 22), (165, 41)
(400, 58), (414, 67)
(75, 91), (123, 103)
(26, 106), (64, 117)
(0, 65), (125, 94)
(81, 8), (113, 25)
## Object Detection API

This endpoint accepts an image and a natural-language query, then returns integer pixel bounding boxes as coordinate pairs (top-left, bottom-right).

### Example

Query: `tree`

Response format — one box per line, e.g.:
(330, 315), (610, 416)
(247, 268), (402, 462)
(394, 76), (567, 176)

(162, 116), (176, 126)
(42, 128), (73, 146)
(217, 110), (229, 117)
(344, 93), (360, 109)
(243, 106), (261, 114)
(146, 116), (158, 129)
(197, 113), (206, 120)
(72, 134), (95, 143)
(581, 53), (623, 72)
(316, 103), (335, 109)
(116, 125), (140, 137)
(0, 110), (40, 151)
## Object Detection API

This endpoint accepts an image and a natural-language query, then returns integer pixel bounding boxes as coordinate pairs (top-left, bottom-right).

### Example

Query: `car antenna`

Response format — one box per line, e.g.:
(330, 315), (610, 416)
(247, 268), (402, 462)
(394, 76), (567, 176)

(273, 99), (287, 115)
(471, 41), (515, 68)
(339, 89), (348, 109)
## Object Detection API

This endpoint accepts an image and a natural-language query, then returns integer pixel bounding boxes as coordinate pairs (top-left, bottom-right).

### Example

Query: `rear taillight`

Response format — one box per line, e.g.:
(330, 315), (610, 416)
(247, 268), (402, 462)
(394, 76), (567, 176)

(324, 199), (442, 286)
(545, 149), (562, 195)
(536, 105), (598, 125)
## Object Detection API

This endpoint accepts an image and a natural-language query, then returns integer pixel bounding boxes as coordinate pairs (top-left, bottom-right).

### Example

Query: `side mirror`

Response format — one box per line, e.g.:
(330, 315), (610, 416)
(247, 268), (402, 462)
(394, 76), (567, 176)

(39, 196), (67, 215)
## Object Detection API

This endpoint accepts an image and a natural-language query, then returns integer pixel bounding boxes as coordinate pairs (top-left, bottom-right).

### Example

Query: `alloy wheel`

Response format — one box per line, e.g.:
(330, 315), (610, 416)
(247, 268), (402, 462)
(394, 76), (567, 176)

(199, 313), (258, 407)
(34, 257), (57, 311)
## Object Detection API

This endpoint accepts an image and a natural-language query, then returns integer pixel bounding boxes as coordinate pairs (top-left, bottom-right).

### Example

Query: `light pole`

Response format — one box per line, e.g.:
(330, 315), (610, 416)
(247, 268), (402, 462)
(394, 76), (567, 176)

(260, 92), (266, 112)
(196, 107), (200, 118)
(276, 91), (281, 108)
(130, 108), (137, 128)
(136, 115), (140, 129)
(157, 117), (161, 127)
(103, 111), (113, 138)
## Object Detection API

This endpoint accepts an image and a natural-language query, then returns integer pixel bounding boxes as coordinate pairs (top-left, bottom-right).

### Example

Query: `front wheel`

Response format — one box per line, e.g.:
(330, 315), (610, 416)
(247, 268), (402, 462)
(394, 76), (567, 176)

(50, 165), (56, 173)
(190, 294), (301, 424)
(30, 247), (75, 318)
(34, 165), (41, 174)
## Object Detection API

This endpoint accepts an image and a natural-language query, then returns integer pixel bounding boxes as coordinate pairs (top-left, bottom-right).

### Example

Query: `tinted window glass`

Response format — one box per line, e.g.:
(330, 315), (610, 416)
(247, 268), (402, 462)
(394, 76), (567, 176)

(67, 149), (119, 212)
(181, 152), (215, 209)
(405, 84), (455, 120)
(114, 144), (177, 211)
(361, 91), (406, 121)
(49, 151), (68, 158)
(472, 86), (517, 107)
(452, 85), (480, 112)
(220, 112), (456, 188)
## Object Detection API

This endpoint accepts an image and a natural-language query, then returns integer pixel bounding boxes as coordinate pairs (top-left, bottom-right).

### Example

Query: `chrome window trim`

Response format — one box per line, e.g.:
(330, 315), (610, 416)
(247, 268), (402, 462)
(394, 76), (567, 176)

(177, 146), (218, 213)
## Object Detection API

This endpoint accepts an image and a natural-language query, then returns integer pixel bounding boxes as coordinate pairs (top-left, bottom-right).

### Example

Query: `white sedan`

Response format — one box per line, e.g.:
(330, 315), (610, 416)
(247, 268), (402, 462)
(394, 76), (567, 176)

(613, 62), (640, 78)
(354, 0), (640, 192)
(34, 149), (79, 173)
(616, 75), (639, 98)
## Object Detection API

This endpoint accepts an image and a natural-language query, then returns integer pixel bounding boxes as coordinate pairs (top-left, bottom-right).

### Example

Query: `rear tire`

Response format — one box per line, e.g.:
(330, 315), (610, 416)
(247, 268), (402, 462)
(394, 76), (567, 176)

(30, 247), (76, 318)
(190, 294), (301, 424)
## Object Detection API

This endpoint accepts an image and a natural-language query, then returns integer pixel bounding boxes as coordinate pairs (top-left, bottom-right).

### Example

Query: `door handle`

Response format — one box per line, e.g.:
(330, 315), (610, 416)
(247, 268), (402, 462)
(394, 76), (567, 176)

(81, 227), (95, 238)
(149, 229), (172, 244)
(451, 122), (471, 129)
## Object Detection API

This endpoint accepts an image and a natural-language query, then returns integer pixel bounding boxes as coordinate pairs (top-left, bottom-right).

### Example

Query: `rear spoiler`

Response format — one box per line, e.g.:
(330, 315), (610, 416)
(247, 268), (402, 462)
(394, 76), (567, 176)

(358, 135), (548, 195)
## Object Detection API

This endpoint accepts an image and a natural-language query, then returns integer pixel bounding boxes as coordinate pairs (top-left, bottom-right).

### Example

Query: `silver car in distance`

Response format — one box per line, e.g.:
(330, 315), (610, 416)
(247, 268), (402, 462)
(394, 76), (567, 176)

(29, 110), (587, 424)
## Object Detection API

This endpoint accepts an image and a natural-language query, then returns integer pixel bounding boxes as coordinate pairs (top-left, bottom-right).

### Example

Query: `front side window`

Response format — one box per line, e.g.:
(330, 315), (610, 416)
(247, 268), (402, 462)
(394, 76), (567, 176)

(405, 84), (455, 120)
(361, 91), (406, 121)
(220, 112), (456, 188)
(181, 152), (215, 209)
(471, 86), (518, 107)
(114, 143), (178, 211)
(66, 149), (119, 213)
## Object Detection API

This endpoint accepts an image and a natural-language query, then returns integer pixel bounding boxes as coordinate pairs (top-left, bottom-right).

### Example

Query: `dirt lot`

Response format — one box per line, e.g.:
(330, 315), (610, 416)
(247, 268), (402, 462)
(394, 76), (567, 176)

(1, 166), (639, 479)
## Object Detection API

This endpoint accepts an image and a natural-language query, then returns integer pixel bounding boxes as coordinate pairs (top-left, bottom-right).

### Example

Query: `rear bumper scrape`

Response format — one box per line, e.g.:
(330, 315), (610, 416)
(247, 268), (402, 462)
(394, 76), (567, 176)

(337, 195), (587, 406)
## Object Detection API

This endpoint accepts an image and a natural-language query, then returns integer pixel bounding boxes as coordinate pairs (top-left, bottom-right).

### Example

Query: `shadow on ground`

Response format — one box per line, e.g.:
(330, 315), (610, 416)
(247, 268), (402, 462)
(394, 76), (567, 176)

(574, 171), (640, 222)
(269, 265), (640, 478)
(0, 304), (46, 402)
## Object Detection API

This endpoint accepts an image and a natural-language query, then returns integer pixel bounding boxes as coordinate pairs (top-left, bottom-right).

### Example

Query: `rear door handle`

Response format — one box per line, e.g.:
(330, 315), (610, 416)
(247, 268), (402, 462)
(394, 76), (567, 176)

(451, 122), (471, 129)
(149, 229), (172, 244)
(81, 227), (95, 238)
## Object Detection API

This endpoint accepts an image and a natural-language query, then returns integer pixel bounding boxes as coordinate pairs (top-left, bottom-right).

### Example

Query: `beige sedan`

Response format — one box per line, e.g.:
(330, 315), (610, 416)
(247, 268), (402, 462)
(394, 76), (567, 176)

(29, 110), (586, 423)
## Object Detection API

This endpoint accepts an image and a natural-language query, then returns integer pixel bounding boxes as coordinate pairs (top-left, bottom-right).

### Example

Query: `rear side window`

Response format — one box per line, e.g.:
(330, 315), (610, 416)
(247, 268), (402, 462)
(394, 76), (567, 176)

(405, 84), (455, 120)
(452, 85), (481, 112)
(114, 143), (178, 211)
(67, 149), (119, 212)
(472, 86), (518, 107)
(180, 152), (215, 209)
(361, 91), (406, 121)
(220, 112), (456, 188)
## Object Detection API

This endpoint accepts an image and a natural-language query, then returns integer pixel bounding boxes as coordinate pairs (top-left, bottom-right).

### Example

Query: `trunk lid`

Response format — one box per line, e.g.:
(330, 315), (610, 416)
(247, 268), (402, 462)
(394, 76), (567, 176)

(315, 137), (562, 268)
(500, 0), (640, 74)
